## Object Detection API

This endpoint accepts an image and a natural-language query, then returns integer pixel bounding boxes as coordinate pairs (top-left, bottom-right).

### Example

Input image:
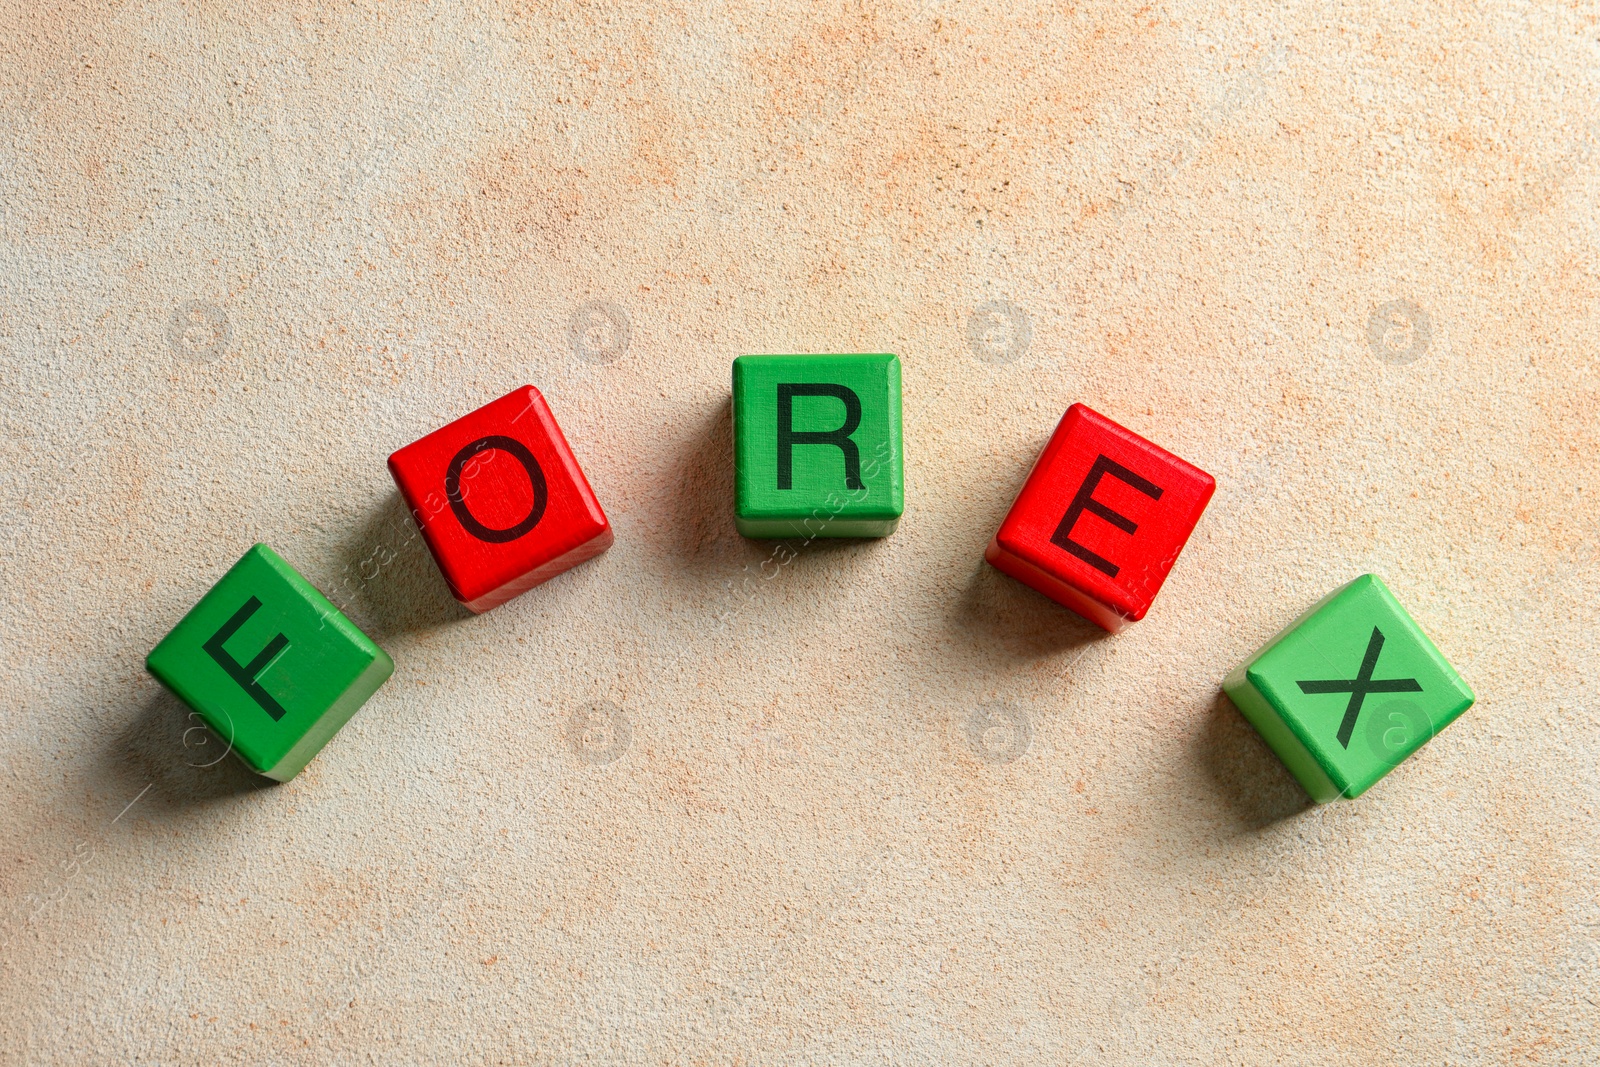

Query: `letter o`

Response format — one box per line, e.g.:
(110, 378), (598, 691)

(445, 435), (548, 543)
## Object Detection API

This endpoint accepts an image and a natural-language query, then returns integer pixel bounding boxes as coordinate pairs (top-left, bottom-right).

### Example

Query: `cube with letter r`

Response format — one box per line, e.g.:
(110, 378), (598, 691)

(985, 403), (1215, 632)
(732, 354), (904, 538)
(145, 543), (394, 782)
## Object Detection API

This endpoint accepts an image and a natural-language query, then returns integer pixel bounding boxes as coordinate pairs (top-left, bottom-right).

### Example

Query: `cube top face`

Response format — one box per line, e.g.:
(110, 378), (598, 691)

(1238, 574), (1475, 799)
(145, 544), (393, 781)
(991, 403), (1215, 627)
(387, 386), (612, 612)
(732, 354), (904, 538)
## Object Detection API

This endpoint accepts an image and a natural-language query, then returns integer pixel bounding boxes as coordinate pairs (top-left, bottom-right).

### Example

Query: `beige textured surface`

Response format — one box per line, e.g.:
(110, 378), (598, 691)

(2, 1), (1598, 1063)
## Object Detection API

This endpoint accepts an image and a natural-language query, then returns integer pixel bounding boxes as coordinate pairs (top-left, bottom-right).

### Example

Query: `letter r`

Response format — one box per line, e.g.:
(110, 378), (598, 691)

(776, 384), (864, 491)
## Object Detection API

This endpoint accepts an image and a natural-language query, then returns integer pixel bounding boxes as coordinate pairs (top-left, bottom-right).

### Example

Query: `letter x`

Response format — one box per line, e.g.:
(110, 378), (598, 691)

(1296, 627), (1421, 749)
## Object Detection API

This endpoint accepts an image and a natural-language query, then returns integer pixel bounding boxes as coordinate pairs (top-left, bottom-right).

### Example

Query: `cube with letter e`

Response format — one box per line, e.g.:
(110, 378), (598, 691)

(985, 403), (1215, 632)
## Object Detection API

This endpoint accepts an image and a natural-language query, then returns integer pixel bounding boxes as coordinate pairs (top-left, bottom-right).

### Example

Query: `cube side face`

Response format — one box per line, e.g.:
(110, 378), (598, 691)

(1244, 574), (1475, 799)
(144, 544), (392, 779)
(735, 515), (900, 539)
(732, 355), (904, 538)
(991, 404), (1215, 625)
(983, 536), (1131, 632)
(1222, 660), (1343, 802)
(388, 386), (612, 610)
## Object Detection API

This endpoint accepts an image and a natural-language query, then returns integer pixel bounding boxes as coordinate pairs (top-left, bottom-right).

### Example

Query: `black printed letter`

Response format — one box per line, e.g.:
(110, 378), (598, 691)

(776, 384), (863, 490)
(446, 435), (548, 543)
(203, 597), (290, 721)
(1050, 455), (1164, 579)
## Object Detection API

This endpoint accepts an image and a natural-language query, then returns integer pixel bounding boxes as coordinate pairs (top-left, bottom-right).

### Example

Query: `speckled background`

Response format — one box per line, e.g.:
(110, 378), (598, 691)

(2, 2), (1597, 1064)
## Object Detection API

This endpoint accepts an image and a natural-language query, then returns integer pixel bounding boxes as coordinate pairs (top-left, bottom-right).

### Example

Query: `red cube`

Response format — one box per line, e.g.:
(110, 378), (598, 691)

(984, 403), (1215, 632)
(388, 386), (613, 613)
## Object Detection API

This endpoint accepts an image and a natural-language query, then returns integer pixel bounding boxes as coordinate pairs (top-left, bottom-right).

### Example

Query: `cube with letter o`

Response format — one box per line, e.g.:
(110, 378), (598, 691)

(985, 403), (1215, 632)
(388, 386), (613, 613)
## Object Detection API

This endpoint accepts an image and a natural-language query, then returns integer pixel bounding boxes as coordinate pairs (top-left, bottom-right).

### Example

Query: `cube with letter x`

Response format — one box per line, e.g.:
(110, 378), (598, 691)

(1223, 574), (1475, 801)
(387, 385), (613, 613)
(732, 354), (904, 538)
(146, 544), (394, 782)
(985, 403), (1215, 631)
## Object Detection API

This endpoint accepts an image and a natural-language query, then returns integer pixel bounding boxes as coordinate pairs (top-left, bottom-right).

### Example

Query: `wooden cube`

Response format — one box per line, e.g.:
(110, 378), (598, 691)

(732, 354), (904, 538)
(145, 544), (393, 782)
(388, 386), (613, 613)
(1223, 574), (1475, 801)
(985, 403), (1214, 631)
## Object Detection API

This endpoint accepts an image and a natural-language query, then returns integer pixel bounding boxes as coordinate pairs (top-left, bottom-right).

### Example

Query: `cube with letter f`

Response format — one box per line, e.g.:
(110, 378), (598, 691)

(985, 403), (1215, 632)
(146, 544), (394, 782)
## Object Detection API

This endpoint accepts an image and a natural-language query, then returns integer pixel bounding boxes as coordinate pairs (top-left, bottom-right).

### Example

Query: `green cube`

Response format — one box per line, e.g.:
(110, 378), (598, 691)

(731, 354), (904, 538)
(1223, 574), (1474, 801)
(146, 544), (394, 782)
